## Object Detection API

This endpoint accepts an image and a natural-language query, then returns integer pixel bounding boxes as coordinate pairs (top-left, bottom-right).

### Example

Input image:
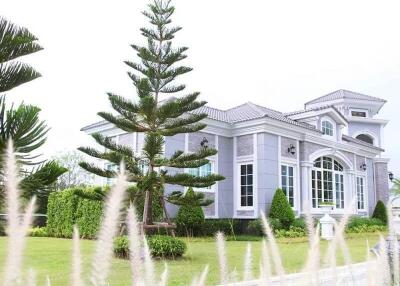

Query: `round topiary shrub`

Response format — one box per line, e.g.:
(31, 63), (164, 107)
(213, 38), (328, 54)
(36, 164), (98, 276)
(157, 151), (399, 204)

(372, 200), (388, 225)
(114, 235), (186, 259)
(269, 188), (295, 229)
(175, 188), (205, 236)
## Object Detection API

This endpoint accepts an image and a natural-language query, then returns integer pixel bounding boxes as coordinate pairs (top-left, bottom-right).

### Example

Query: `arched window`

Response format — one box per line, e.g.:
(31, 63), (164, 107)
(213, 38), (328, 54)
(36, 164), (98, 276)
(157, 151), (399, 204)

(322, 121), (334, 136)
(312, 157), (344, 209)
(356, 134), (374, 145)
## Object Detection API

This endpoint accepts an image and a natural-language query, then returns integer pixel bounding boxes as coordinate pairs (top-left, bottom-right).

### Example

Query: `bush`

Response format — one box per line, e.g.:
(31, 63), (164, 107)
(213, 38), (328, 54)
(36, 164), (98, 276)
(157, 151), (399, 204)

(347, 217), (384, 228)
(346, 224), (387, 233)
(292, 218), (306, 229)
(114, 235), (186, 258)
(175, 189), (205, 236)
(275, 226), (307, 238)
(29, 227), (48, 237)
(47, 187), (103, 239)
(269, 189), (295, 229)
(47, 189), (79, 238)
(75, 189), (103, 239)
(372, 200), (388, 225)
(247, 217), (283, 236)
(199, 219), (240, 236)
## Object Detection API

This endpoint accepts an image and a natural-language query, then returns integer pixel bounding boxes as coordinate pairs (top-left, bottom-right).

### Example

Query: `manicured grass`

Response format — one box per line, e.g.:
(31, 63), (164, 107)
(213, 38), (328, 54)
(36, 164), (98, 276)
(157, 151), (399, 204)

(0, 233), (382, 285)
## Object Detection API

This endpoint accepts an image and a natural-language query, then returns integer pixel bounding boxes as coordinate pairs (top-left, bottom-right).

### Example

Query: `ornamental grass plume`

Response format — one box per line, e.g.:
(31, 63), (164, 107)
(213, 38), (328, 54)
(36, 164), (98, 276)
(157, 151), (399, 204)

(260, 211), (286, 284)
(90, 162), (128, 286)
(72, 226), (84, 286)
(127, 205), (143, 286)
(243, 242), (253, 281)
(3, 140), (36, 286)
(259, 239), (272, 286)
(216, 231), (229, 285)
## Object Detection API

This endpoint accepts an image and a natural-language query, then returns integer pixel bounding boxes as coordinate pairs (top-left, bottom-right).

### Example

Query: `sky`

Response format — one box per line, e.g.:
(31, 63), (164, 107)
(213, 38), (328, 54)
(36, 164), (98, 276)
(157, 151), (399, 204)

(2, 0), (400, 179)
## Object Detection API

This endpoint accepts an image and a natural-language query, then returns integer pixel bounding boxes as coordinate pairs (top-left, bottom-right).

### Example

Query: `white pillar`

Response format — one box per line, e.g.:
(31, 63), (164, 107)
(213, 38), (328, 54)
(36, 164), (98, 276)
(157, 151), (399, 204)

(300, 162), (313, 211)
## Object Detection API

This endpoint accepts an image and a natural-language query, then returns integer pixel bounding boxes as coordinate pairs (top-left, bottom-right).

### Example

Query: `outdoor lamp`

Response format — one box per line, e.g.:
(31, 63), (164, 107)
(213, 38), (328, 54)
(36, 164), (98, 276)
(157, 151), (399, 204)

(389, 172), (394, 182)
(360, 163), (367, 171)
(288, 144), (296, 155)
(200, 137), (209, 149)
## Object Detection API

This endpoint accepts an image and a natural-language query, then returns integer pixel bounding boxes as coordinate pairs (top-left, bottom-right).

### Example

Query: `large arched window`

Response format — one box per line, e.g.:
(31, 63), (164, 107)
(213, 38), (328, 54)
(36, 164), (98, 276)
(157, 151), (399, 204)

(322, 120), (334, 136)
(312, 157), (344, 209)
(356, 134), (374, 145)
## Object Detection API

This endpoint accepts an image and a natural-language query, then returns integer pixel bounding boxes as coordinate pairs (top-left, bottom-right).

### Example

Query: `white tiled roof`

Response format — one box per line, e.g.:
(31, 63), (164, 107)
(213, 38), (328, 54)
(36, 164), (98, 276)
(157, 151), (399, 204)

(190, 102), (320, 132)
(305, 89), (386, 106)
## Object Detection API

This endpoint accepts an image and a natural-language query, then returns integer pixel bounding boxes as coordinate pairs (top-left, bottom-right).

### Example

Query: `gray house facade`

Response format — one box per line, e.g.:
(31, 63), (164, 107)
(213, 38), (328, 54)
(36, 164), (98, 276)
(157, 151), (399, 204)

(82, 89), (390, 219)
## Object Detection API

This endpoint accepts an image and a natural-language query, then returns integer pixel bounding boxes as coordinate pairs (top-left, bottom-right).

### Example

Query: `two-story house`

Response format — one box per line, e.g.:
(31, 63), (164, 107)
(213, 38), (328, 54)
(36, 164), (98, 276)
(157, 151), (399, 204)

(82, 89), (390, 219)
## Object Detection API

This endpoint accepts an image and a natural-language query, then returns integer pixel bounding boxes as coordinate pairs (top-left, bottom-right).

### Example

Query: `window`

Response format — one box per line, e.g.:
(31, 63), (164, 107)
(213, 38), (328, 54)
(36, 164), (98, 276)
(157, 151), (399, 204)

(281, 165), (294, 207)
(240, 164), (253, 207)
(105, 163), (117, 186)
(312, 157), (344, 209)
(357, 177), (365, 210)
(356, 134), (374, 145)
(188, 163), (212, 190)
(322, 121), (334, 136)
(351, 110), (367, 118)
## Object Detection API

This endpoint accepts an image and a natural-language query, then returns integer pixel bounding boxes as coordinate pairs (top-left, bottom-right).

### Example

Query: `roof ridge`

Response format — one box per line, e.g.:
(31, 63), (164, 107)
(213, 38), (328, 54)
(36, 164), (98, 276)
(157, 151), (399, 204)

(305, 89), (386, 106)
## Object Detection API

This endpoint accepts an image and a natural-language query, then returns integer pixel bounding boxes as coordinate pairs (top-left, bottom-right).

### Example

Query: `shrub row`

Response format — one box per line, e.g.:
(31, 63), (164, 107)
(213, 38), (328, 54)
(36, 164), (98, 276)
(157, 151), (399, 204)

(114, 235), (186, 258)
(176, 219), (240, 237)
(47, 188), (103, 239)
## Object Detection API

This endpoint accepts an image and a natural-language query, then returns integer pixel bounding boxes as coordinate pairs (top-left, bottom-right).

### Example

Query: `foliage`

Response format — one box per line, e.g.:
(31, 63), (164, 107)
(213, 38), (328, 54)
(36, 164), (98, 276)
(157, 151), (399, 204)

(175, 188), (206, 236)
(274, 226), (307, 238)
(372, 200), (388, 225)
(0, 17), (43, 93)
(347, 217), (384, 229)
(346, 224), (387, 233)
(148, 235), (187, 257)
(52, 150), (94, 189)
(46, 189), (79, 238)
(392, 178), (400, 195)
(75, 191), (103, 239)
(29, 227), (48, 237)
(198, 219), (240, 237)
(114, 235), (186, 258)
(0, 18), (66, 207)
(269, 189), (295, 229)
(167, 187), (213, 207)
(47, 187), (104, 239)
(78, 0), (224, 225)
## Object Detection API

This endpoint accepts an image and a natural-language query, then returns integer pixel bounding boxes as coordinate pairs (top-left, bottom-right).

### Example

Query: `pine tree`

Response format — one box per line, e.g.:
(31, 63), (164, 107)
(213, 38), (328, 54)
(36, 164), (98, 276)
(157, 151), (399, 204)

(0, 18), (66, 208)
(79, 0), (224, 228)
(0, 17), (43, 93)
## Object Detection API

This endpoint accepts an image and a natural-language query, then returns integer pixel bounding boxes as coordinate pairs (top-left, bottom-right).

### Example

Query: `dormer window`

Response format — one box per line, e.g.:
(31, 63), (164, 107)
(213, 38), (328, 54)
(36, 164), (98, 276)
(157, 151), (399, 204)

(322, 120), (334, 136)
(350, 109), (368, 118)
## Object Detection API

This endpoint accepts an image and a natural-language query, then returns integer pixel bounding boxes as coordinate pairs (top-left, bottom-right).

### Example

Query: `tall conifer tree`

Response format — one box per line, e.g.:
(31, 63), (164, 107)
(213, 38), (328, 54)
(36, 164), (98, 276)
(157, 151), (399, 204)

(79, 0), (224, 226)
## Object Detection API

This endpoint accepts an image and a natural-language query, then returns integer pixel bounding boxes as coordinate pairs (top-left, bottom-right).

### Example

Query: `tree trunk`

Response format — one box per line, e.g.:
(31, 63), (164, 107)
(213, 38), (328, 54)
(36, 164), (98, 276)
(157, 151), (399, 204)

(143, 190), (153, 226)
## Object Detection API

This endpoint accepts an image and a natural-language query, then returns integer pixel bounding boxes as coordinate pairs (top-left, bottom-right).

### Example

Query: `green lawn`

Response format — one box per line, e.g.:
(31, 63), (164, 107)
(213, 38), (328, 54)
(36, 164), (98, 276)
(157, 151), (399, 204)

(0, 233), (382, 285)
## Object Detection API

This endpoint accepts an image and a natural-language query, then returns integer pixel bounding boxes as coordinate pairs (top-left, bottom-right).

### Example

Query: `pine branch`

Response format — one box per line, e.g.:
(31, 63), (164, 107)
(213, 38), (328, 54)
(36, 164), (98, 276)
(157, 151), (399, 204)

(160, 123), (207, 136)
(97, 112), (148, 132)
(164, 173), (225, 188)
(0, 62), (41, 93)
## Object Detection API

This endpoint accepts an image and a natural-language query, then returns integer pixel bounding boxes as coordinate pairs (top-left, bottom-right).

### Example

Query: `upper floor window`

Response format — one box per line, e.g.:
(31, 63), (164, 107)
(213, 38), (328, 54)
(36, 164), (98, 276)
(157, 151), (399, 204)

(356, 134), (374, 145)
(322, 120), (334, 136)
(351, 110), (367, 118)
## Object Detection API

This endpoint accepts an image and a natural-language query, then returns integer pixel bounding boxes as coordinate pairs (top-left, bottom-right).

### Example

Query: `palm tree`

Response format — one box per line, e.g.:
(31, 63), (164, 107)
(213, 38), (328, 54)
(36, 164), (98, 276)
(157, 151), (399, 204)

(0, 17), (43, 92)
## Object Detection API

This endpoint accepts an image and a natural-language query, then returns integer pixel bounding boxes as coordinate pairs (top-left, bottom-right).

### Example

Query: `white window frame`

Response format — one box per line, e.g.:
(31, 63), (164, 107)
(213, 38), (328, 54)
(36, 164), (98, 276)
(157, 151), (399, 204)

(280, 163), (296, 208)
(311, 156), (345, 209)
(321, 118), (335, 137)
(356, 176), (367, 211)
(350, 108), (369, 118)
(237, 161), (254, 210)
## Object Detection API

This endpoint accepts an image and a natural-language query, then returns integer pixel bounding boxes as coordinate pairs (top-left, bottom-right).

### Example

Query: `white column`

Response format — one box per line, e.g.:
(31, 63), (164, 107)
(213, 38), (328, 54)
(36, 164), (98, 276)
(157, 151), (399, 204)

(300, 162), (313, 212)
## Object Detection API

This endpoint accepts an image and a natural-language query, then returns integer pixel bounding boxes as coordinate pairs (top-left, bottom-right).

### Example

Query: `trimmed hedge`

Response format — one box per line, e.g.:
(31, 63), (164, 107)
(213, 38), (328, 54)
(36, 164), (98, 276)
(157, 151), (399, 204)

(372, 200), (388, 225)
(47, 187), (103, 239)
(29, 227), (48, 237)
(47, 189), (79, 238)
(114, 235), (186, 258)
(269, 189), (295, 229)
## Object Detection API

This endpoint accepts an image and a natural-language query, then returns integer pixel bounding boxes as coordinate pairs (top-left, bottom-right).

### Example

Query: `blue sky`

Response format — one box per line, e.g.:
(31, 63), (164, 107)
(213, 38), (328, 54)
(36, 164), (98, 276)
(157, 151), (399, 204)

(3, 0), (400, 181)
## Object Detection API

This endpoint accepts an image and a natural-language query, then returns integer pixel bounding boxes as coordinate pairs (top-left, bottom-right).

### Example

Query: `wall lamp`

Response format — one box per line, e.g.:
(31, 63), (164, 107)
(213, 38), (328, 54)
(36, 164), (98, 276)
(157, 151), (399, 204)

(200, 137), (209, 149)
(389, 172), (394, 182)
(288, 144), (296, 155)
(360, 163), (367, 171)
